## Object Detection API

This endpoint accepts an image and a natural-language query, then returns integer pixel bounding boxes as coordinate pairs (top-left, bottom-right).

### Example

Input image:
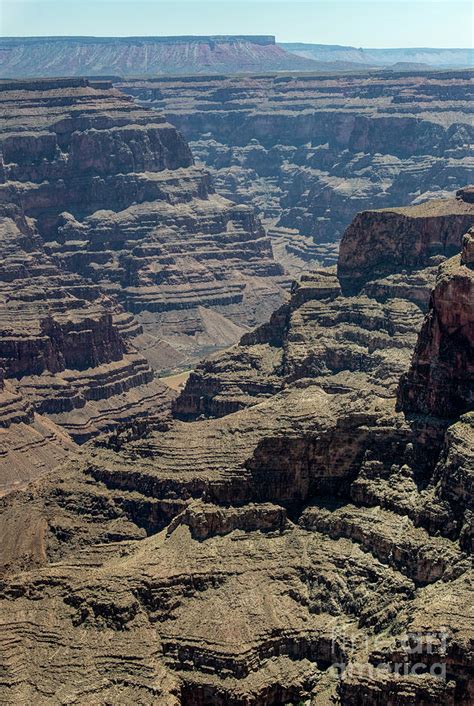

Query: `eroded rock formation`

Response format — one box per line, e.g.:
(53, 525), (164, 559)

(398, 227), (474, 418)
(0, 76), (291, 482)
(0, 194), (472, 704)
(0, 205), (173, 492)
(0, 78), (287, 371)
(177, 191), (474, 420)
(121, 70), (473, 271)
(0, 76), (291, 495)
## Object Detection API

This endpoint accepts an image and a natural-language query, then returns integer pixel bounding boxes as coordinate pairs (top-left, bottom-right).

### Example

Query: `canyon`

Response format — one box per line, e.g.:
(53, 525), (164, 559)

(0, 176), (472, 701)
(121, 69), (473, 270)
(0, 71), (472, 705)
(0, 77), (287, 490)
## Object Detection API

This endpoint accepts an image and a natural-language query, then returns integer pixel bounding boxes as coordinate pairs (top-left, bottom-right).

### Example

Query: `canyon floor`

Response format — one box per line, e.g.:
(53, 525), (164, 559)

(0, 74), (472, 705)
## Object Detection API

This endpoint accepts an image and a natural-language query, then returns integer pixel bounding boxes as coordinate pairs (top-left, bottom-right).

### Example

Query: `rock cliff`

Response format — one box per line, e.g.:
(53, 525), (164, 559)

(0, 197), (472, 704)
(397, 227), (474, 418)
(176, 191), (474, 420)
(0, 78), (287, 373)
(121, 70), (473, 271)
(0, 203), (173, 464)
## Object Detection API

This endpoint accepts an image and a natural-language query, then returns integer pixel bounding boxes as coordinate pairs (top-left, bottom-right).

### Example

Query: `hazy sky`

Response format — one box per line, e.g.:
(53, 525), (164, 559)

(1, 0), (472, 48)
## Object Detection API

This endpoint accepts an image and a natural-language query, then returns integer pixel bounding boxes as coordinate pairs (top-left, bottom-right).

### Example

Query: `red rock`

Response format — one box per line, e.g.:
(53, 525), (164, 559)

(398, 228), (474, 417)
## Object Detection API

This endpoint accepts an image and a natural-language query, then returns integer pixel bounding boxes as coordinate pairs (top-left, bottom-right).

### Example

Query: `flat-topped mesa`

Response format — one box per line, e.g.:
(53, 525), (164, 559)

(0, 35), (320, 78)
(337, 188), (474, 295)
(0, 78), (287, 371)
(397, 228), (474, 418)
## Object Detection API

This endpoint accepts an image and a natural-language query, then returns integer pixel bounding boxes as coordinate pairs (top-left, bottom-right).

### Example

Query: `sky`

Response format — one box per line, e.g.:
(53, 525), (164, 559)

(1, 0), (472, 48)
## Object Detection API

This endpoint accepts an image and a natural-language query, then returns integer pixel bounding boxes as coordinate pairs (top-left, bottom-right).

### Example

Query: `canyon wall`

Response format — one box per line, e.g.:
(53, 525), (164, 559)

(398, 226), (474, 418)
(0, 77), (288, 492)
(177, 190), (474, 420)
(121, 70), (473, 270)
(0, 193), (472, 704)
(0, 78), (287, 373)
(0, 206), (173, 444)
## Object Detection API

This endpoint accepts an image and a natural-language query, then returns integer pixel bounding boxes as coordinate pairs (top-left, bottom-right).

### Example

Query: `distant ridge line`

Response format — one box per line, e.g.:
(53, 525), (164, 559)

(0, 35), (277, 46)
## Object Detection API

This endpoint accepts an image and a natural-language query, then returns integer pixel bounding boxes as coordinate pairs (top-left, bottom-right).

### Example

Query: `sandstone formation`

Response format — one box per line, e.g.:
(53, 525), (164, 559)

(0, 195), (472, 704)
(0, 36), (325, 78)
(121, 70), (473, 271)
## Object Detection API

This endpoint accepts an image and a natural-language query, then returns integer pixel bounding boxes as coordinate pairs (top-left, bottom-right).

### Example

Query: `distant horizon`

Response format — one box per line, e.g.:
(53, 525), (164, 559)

(1, 1), (472, 49)
(0, 35), (471, 51)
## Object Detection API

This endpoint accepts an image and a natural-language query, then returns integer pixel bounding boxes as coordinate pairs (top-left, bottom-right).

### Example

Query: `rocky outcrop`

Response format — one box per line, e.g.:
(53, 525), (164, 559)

(338, 189), (474, 294)
(166, 500), (288, 540)
(122, 70), (473, 270)
(397, 228), (474, 417)
(176, 193), (474, 420)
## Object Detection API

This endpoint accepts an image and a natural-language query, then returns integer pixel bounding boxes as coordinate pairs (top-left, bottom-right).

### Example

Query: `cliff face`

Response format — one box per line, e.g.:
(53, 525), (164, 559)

(121, 70), (473, 270)
(0, 79), (287, 373)
(176, 191), (474, 420)
(398, 228), (474, 417)
(338, 188), (474, 294)
(0, 197), (472, 704)
(0, 204), (173, 459)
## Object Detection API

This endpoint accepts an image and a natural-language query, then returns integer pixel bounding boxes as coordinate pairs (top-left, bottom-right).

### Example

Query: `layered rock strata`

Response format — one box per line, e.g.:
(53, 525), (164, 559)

(176, 191), (474, 420)
(0, 78), (287, 372)
(0, 205), (173, 466)
(0, 379), (75, 497)
(121, 70), (473, 269)
(0, 199), (472, 704)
